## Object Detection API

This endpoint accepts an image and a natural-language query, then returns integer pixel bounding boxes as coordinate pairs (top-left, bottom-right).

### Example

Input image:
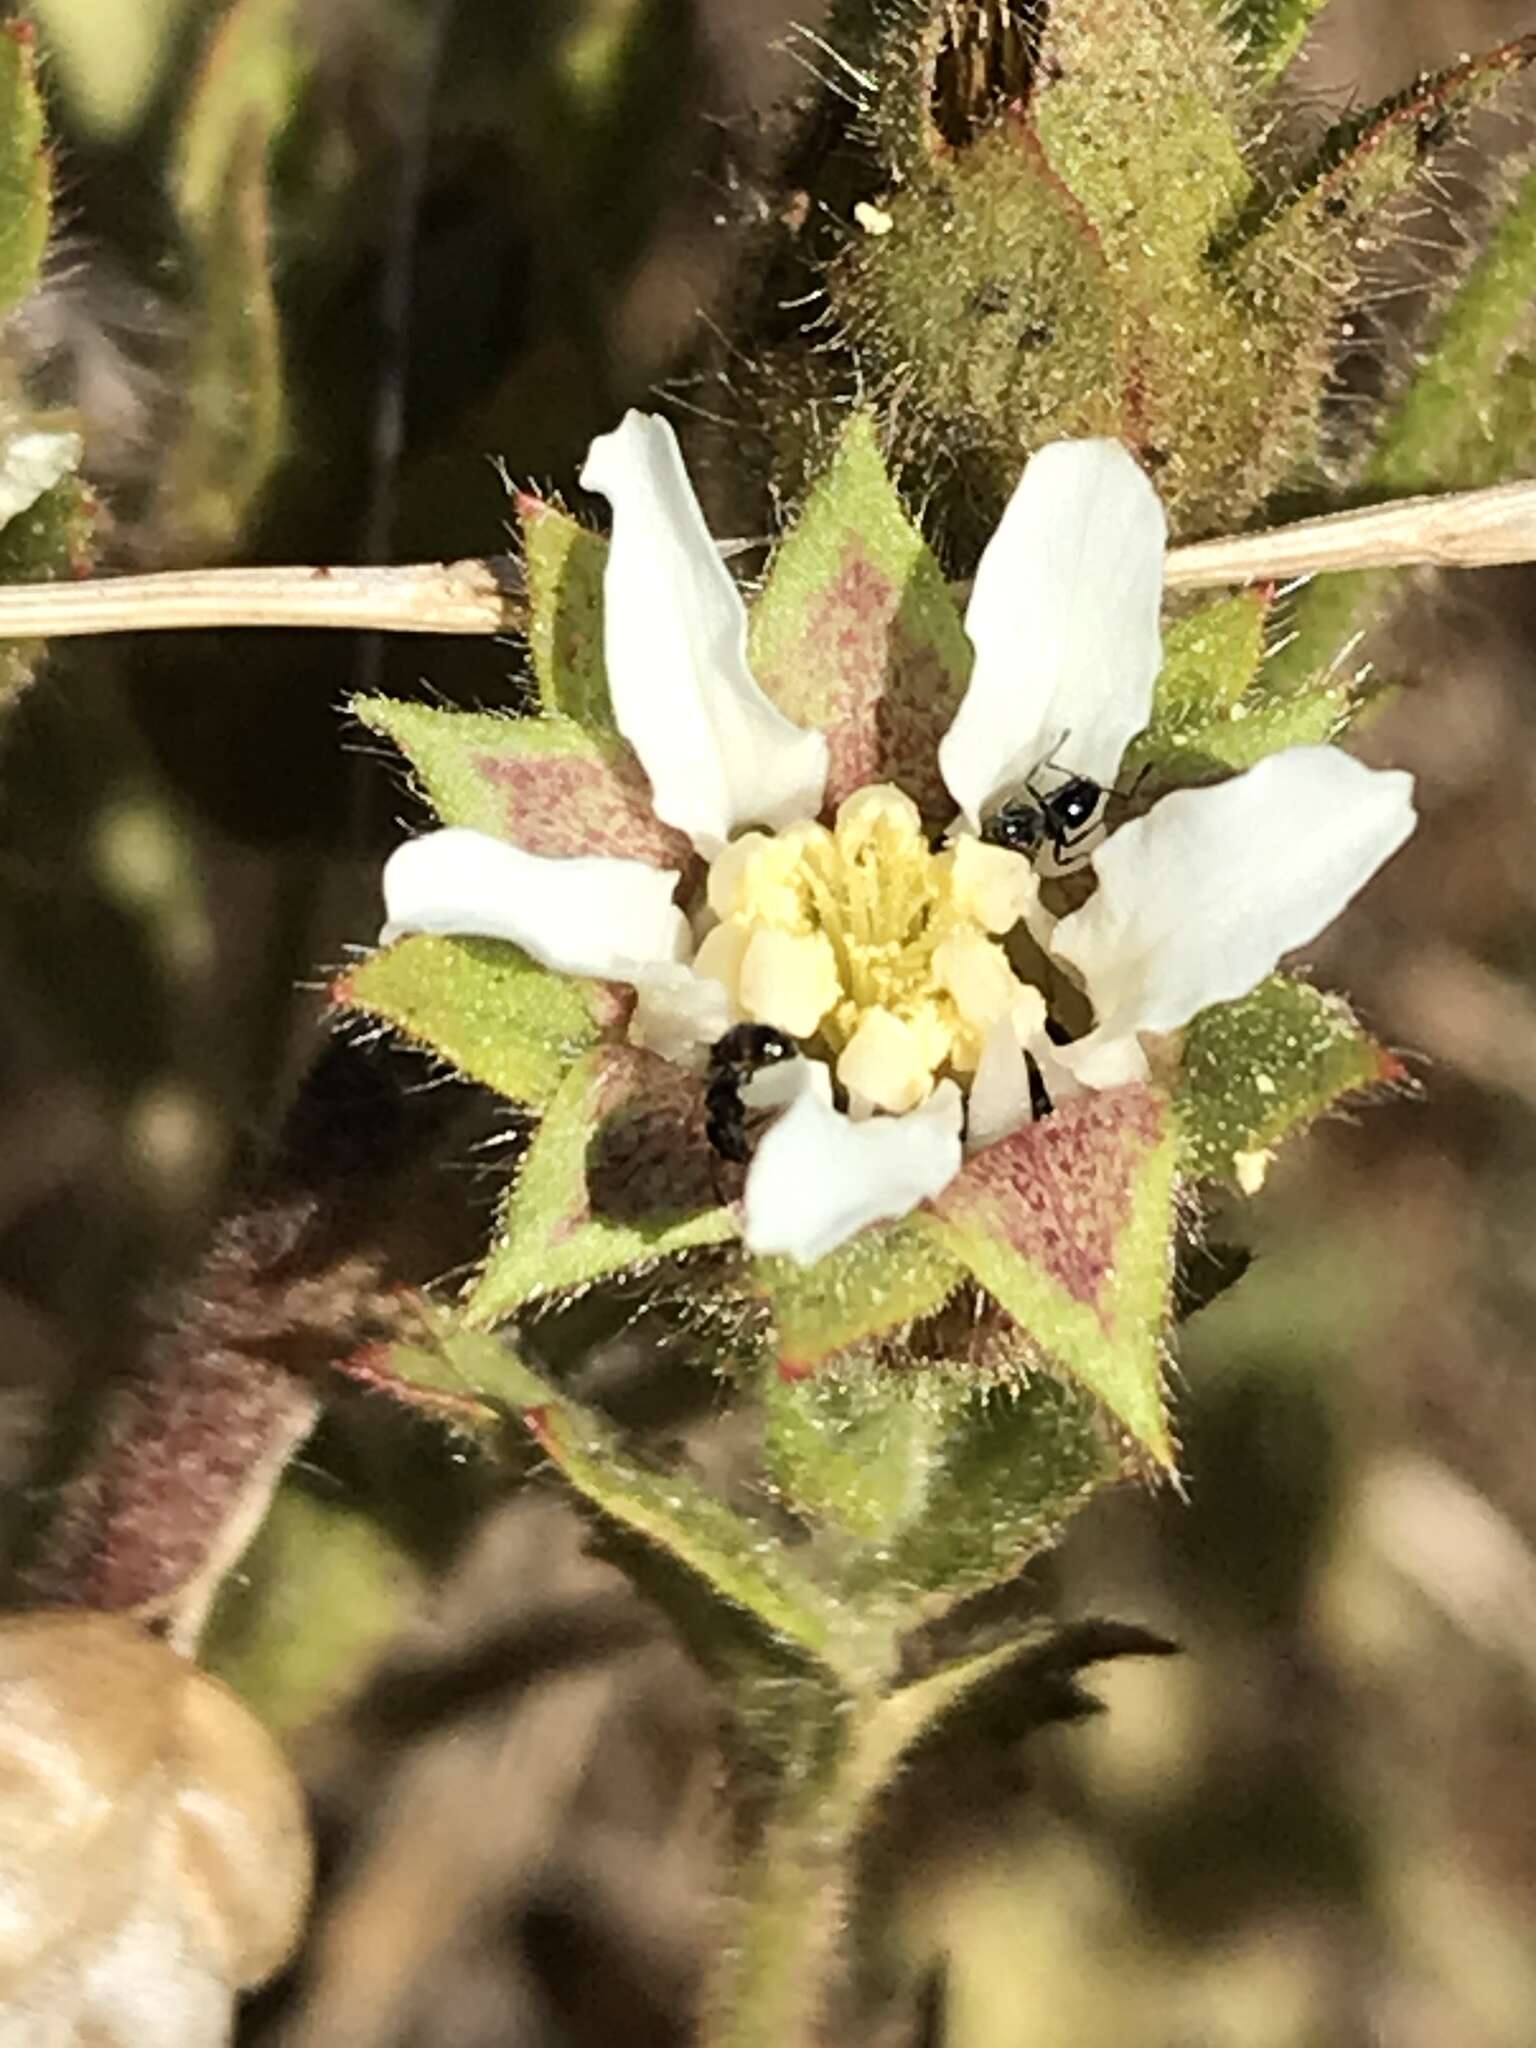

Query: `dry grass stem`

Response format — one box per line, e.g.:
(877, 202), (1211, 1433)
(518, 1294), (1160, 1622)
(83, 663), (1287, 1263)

(0, 480), (1533, 639)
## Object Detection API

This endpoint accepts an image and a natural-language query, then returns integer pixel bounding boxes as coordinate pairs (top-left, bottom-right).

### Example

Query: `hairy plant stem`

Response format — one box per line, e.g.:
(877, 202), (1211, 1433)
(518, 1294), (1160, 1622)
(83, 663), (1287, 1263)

(704, 1697), (869, 2048)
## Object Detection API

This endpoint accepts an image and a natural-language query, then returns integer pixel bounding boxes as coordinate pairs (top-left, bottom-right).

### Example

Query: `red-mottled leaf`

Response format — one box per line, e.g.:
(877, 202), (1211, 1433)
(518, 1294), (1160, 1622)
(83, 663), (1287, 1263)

(917, 1085), (1179, 1466)
(467, 1046), (736, 1324)
(747, 414), (972, 821)
(355, 696), (693, 872)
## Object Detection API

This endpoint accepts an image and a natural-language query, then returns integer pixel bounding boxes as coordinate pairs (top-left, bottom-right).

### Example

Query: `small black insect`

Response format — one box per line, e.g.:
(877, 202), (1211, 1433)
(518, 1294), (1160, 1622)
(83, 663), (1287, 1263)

(980, 771), (1103, 864)
(705, 1024), (796, 1163)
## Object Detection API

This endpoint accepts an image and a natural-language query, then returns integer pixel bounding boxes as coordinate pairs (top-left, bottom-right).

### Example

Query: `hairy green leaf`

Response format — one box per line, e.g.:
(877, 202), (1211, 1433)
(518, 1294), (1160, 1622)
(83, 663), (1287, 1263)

(748, 413), (973, 820)
(335, 935), (625, 1107)
(520, 495), (616, 730)
(0, 24), (50, 320)
(884, 1378), (1120, 1599)
(1176, 973), (1395, 1184)
(389, 1325), (861, 1683)
(466, 1046), (736, 1325)
(753, 1221), (966, 1375)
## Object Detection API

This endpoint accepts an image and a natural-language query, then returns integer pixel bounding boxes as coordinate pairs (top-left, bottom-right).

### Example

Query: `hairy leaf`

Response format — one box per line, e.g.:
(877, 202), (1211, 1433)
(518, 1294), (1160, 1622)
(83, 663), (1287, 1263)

(748, 414), (973, 819)
(466, 1046), (736, 1325)
(918, 1085), (1180, 1466)
(355, 696), (689, 868)
(0, 24), (49, 321)
(753, 1221), (966, 1376)
(1176, 973), (1395, 1184)
(385, 1325), (860, 1683)
(335, 935), (626, 1107)
(520, 495), (616, 730)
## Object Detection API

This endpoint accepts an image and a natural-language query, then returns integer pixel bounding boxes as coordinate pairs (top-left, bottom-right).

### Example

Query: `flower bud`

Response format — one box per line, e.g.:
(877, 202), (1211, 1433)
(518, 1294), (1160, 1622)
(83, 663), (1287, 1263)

(0, 1610), (311, 2043)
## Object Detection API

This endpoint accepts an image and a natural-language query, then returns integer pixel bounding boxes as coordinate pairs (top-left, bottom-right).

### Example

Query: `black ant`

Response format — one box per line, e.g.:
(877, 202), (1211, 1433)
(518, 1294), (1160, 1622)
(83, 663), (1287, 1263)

(977, 755), (1155, 868)
(979, 768), (1104, 865)
(705, 1024), (796, 1163)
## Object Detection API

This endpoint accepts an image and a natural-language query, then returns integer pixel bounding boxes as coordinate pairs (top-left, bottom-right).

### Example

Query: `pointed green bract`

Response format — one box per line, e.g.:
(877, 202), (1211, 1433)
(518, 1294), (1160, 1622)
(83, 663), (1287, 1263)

(355, 695), (689, 867)
(753, 1220), (965, 1375)
(336, 934), (624, 1107)
(1176, 973), (1393, 1184)
(917, 1086), (1179, 1466)
(0, 25), (49, 323)
(521, 495), (617, 730)
(466, 1046), (736, 1325)
(747, 414), (972, 819)
(1148, 592), (1271, 732)
(834, 119), (1124, 521)
(1034, 0), (1250, 273)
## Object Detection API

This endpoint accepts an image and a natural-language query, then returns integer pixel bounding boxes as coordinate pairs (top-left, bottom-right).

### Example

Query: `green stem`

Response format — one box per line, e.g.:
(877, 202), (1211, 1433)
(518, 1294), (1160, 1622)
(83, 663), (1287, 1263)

(702, 1701), (867, 2048)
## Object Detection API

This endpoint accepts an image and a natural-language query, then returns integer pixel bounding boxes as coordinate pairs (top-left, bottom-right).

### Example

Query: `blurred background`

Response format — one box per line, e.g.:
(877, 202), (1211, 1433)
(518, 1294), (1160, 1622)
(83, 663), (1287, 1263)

(5, 0), (1536, 2042)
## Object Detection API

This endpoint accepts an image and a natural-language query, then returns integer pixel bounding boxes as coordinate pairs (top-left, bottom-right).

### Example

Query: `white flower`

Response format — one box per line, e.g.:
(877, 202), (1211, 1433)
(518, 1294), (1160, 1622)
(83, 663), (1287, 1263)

(381, 414), (1416, 1267)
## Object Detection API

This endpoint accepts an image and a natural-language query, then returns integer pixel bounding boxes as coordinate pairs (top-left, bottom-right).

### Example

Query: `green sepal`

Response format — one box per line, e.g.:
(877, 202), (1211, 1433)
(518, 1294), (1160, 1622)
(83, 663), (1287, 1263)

(752, 1220), (966, 1375)
(0, 24), (50, 323)
(466, 1046), (737, 1326)
(882, 1378), (1122, 1601)
(519, 494), (616, 730)
(747, 413), (973, 819)
(917, 1085), (1180, 1467)
(354, 695), (689, 868)
(380, 1323), (859, 1685)
(1175, 973), (1396, 1185)
(762, 1365), (955, 1547)
(335, 934), (625, 1107)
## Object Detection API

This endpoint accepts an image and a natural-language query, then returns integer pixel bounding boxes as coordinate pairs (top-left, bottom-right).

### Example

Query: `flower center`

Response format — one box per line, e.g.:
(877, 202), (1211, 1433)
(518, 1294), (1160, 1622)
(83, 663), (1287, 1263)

(694, 784), (1045, 1114)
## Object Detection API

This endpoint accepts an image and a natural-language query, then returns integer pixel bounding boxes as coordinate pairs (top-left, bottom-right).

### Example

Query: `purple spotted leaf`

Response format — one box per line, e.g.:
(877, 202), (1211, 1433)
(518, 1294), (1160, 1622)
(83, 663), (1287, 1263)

(747, 414), (972, 822)
(466, 1046), (737, 1325)
(355, 696), (693, 874)
(916, 1086), (1180, 1466)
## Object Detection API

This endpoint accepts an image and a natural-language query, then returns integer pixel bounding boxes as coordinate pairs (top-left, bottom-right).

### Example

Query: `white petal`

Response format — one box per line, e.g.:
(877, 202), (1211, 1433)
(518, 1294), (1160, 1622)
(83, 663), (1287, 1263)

(0, 427), (81, 526)
(627, 967), (735, 1066)
(1051, 746), (1416, 1076)
(965, 1017), (1036, 1152)
(381, 826), (688, 980)
(743, 1072), (964, 1265)
(939, 439), (1166, 827)
(581, 413), (829, 857)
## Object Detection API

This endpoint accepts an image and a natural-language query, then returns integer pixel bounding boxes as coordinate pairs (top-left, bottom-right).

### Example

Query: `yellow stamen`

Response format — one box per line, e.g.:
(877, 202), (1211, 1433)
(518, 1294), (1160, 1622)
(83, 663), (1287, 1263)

(695, 783), (1045, 1108)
